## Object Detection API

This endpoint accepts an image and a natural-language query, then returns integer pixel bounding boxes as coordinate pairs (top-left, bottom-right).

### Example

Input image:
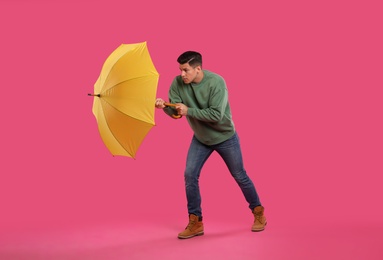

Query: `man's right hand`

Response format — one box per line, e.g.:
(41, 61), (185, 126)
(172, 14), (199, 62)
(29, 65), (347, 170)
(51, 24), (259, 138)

(155, 98), (166, 109)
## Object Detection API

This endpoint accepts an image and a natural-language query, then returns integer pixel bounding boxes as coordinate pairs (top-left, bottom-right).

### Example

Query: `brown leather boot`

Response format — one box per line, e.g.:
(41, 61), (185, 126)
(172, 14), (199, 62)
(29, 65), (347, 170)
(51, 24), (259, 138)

(252, 206), (267, 232)
(178, 214), (204, 239)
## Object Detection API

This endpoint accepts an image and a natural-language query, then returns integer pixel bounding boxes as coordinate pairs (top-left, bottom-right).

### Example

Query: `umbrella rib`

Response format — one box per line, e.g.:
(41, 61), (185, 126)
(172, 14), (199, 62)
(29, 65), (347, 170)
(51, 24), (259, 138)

(101, 100), (135, 158)
(103, 74), (158, 92)
(100, 74), (157, 123)
(102, 47), (130, 88)
(101, 96), (155, 125)
(102, 43), (156, 90)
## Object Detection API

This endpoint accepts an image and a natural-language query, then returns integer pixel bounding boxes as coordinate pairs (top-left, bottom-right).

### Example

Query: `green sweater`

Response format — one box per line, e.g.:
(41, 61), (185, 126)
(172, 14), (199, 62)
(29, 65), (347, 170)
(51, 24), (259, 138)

(167, 70), (235, 145)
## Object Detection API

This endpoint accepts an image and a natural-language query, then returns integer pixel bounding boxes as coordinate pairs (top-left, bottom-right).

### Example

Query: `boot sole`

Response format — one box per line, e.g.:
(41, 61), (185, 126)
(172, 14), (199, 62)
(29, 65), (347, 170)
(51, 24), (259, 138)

(178, 231), (204, 239)
(252, 221), (267, 232)
(251, 228), (265, 232)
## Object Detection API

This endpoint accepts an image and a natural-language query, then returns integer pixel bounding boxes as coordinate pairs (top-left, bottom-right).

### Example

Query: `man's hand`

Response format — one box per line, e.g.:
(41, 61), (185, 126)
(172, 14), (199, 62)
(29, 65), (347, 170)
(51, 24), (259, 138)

(155, 98), (166, 109)
(175, 103), (188, 116)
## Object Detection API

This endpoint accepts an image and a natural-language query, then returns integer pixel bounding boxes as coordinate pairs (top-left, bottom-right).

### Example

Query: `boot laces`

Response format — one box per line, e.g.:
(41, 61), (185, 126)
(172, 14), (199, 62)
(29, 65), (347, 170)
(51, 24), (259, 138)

(186, 219), (196, 230)
(254, 211), (264, 223)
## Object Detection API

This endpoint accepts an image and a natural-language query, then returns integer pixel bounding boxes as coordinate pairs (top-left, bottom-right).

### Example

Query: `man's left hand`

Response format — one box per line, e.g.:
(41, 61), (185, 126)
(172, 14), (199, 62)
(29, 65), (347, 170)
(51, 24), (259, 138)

(175, 103), (188, 116)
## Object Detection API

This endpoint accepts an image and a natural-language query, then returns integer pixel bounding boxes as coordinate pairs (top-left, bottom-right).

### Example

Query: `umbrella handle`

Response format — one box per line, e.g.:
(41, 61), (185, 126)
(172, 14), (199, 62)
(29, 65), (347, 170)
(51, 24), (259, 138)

(164, 102), (182, 119)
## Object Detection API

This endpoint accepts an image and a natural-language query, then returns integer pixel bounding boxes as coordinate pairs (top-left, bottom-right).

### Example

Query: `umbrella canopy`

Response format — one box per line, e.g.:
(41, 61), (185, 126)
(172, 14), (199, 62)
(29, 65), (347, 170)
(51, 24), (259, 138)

(89, 42), (159, 158)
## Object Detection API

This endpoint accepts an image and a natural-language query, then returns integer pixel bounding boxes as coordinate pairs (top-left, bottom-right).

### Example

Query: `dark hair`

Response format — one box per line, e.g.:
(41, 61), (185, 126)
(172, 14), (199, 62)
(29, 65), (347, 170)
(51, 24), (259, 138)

(177, 51), (202, 68)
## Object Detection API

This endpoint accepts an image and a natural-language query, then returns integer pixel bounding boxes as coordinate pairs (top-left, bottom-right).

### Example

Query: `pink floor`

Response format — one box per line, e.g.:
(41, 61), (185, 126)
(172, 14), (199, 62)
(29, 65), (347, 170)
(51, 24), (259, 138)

(1, 218), (382, 260)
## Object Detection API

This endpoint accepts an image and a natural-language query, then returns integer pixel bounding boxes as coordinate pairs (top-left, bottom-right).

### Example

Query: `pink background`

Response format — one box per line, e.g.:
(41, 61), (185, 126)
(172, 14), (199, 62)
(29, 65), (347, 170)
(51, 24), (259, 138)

(1, 0), (382, 259)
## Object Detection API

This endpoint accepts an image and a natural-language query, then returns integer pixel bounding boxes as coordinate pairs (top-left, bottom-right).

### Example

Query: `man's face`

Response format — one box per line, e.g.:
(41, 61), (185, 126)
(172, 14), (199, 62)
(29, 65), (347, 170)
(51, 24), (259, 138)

(179, 63), (200, 84)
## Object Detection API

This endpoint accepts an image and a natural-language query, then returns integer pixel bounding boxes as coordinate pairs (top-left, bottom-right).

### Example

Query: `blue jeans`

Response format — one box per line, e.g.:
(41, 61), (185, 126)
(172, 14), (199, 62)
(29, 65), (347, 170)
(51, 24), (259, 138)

(184, 132), (261, 217)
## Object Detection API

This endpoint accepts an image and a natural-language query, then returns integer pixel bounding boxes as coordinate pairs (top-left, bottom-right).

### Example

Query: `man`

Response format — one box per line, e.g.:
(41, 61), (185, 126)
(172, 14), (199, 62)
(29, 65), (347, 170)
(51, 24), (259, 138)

(155, 51), (267, 239)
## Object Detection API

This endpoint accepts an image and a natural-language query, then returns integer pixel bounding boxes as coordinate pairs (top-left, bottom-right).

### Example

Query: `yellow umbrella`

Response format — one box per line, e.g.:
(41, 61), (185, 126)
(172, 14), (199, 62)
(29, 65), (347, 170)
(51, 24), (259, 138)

(88, 42), (159, 159)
